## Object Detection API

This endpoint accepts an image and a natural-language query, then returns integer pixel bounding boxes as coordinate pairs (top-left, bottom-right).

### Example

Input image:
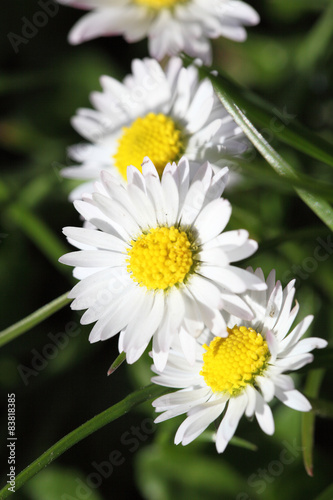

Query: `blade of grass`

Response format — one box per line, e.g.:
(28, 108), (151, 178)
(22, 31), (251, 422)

(107, 351), (126, 375)
(0, 291), (71, 348)
(302, 369), (325, 476)
(203, 72), (333, 230)
(0, 384), (168, 498)
(182, 55), (333, 169)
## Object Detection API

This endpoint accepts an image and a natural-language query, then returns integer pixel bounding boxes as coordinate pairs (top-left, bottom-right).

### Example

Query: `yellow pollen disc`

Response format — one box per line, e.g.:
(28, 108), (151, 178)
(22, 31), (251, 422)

(200, 326), (270, 396)
(113, 113), (184, 180)
(127, 226), (193, 290)
(134, 0), (187, 9)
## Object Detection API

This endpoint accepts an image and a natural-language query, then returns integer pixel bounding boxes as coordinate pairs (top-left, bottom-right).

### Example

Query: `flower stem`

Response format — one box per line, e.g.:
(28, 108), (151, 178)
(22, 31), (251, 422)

(0, 291), (72, 348)
(0, 384), (168, 498)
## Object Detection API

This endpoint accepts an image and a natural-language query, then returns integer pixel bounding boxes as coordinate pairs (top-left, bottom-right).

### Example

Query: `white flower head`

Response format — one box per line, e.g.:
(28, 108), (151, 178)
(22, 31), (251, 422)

(57, 0), (259, 64)
(62, 57), (247, 200)
(152, 268), (327, 452)
(59, 158), (265, 370)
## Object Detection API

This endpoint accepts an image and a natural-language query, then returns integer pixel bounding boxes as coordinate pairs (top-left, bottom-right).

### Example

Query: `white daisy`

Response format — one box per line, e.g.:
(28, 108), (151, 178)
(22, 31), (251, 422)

(61, 57), (247, 200)
(57, 0), (259, 63)
(59, 158), (265, 370)
(152, 268), (327, 452)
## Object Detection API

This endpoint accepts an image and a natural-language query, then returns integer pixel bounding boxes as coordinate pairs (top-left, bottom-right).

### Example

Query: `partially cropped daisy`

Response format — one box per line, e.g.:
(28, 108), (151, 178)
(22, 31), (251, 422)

(62, 57), (247, 200)
(59, 158), (265, 370)
(152, 268), (327, 452)
(57, 0), (259, 63)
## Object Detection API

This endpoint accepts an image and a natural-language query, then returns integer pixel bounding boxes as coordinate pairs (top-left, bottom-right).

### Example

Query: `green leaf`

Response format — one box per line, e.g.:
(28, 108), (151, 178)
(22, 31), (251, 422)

(0, 291), (72, 348)
(0, 384), (168, 498)
(302, 369), (325, 476)
(194, 63), (333, 230)
(183, 55), (333, 168)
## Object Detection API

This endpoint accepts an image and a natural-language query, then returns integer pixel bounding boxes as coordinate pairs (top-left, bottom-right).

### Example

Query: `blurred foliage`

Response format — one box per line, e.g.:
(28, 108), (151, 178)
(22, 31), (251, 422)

(0, 0), (332, 499)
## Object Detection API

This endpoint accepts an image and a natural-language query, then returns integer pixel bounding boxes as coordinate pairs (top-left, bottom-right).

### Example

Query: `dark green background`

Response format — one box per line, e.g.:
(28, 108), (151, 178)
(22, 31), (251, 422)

(1, 0), (332, 498)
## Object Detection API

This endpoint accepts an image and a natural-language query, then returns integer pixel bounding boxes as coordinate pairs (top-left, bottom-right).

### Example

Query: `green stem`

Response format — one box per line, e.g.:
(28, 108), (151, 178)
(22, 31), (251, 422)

(0, 291), (71, 348)
(0, 384), (168, 498)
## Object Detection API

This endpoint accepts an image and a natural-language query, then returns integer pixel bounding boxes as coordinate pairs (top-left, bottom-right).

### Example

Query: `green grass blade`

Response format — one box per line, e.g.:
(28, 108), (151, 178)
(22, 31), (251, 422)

(0, 292), (71, 348)
(201, 71), (333, 230)
(107, 351), (127, 375)
(301, 369), (325, 476)
(185, 56), (333, 168)
(0, 384), (168, 498)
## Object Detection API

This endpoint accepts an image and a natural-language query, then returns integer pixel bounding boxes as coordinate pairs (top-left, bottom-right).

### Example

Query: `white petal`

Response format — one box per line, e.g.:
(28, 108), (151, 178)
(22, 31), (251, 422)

(275, 388), (311, 412)
(256, 376), (275, 402)
(59, 250), (125, 268)
(92, 193), (140, 236)
(278, 316), (314, 352)
(161, 170), (179, 226)
(63, 226), (126, 252)
(220, 292), (254, 320)
(194, 199), (231, 243)
(199, 247), (229, 267)
(275, 353), (314, 371)
(175, 401), (226, 446)
(179, 327), (197, 365)
(215, 395), (247, 453)
(187, 274), (222, 309)
(266, 330), (279, 362)
(254, 392), (275, 435)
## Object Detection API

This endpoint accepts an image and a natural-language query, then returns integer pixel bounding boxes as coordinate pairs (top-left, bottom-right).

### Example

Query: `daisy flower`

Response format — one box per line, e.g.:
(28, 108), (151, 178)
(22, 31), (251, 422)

(62, 57), (247, 200)
(57, 0), (260, 64)
(152, 268), (327, 452)
(59, 158), (265, 370)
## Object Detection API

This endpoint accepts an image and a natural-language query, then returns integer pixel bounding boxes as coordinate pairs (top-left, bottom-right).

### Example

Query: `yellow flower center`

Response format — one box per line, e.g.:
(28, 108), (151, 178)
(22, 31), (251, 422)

(113, 113), (184, 180)
(127, 226), (194, 290)
(134, 0), (187, 10)
(200, 326), (270, 396)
